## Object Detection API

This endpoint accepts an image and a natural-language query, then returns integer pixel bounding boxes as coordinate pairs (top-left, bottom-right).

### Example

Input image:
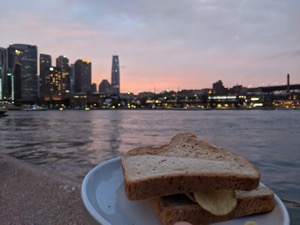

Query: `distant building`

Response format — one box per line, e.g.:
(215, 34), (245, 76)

(44, 66), (61, 101)
(6, 44), (38, 103)
(74, 59), (92, 93)
(287, 74), (290, 93)
(69, 64), (75, 93)
(91, 83), (97, 93)
(56, 55), (70, 99)
(99, 79), (111, 94)
(111, 55), (120, 95)
(0, 47), (6, 100)
(213, 80), (228, 95)
(229, 85), (247, 95)
(39, 54), (52, 99)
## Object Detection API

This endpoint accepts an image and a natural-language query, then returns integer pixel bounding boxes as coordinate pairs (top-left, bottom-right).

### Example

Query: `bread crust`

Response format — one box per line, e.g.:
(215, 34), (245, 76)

(122, 133), (260, 200)
(149, 187), (275, 225)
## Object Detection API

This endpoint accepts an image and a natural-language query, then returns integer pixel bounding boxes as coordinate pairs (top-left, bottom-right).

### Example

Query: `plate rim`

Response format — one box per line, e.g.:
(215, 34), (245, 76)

(81, 157), (121, 225)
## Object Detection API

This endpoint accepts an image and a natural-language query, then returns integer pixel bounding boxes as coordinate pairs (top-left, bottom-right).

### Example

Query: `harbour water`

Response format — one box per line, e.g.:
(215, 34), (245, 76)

(0, 110), (299, 224)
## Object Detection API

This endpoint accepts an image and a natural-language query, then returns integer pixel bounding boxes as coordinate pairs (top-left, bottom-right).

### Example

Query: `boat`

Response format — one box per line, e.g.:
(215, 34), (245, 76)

(23, 105), (48, 111)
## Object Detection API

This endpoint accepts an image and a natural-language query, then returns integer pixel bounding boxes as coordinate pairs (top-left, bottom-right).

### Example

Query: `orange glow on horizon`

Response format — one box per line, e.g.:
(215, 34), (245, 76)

(92, 72), (214, 94)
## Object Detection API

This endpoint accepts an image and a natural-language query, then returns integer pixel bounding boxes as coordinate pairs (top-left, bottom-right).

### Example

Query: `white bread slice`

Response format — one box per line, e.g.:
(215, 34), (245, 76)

(122, 133), (260, 200)
(149, 186), (275, 225)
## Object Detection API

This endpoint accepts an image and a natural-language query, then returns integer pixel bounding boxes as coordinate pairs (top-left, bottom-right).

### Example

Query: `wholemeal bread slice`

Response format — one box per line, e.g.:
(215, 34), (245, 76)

(149, 186), (275, 225)
(121, 133), (260, 200)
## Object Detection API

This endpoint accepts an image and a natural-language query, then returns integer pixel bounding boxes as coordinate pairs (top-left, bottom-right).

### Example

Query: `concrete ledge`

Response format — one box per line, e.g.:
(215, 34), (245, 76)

(0, 154), (88, 225)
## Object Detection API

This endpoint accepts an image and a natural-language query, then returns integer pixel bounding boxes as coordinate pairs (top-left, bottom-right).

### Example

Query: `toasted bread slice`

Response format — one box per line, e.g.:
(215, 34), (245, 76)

(121, 133), (260, 200)
(149, 186), (275, 225)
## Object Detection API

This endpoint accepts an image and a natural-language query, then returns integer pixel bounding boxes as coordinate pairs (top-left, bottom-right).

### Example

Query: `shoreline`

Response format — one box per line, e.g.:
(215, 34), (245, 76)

(5, 106), (300, 111)
(0, 153), (88, 225)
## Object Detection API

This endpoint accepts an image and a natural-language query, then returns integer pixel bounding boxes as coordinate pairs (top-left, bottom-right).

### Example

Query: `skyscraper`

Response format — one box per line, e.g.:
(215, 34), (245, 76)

(56, 55), (70, 99)
(44, 66), (61, 101)
(74, 59), (92, 93)
(39, 54), (52, 99)
(111, 55), (120, 95)
(7, 44), (38, 103)
(69, 64), (75, 93)
(0, 47), (6, 100)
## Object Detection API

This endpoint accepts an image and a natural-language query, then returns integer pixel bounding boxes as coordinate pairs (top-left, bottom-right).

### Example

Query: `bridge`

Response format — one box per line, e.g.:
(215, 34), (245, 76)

(248, 84), (300, 93)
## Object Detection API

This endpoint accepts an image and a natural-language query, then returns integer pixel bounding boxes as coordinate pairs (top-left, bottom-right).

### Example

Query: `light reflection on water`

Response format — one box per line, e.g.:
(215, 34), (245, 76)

(0, 110), (299, 224)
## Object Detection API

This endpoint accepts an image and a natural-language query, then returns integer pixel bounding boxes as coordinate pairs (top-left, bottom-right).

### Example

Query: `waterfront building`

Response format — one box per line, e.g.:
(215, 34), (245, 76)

(74, 59), (92, 93)
(229, 85), (247, 95)
(44, 66), (62, 101)
(6, 44), (38, 103)
(39, 54), (52, 99)
(287, 74), (290, 93)
(91, 83), (97, 93)
(69, 64), (75, 93)
(111, 55), (120, 95)
(99, 79), (111, 94)
(0, 47), (6, 100)
(213, 80), (228, 95)
(56, 55), (70, 99)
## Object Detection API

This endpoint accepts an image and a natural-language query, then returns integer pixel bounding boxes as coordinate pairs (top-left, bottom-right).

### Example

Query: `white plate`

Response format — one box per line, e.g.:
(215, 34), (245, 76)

(81, 157), (290, 225)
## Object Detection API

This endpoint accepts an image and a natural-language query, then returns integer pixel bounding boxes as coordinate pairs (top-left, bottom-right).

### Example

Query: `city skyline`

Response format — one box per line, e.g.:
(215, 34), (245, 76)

(1, 0), (300, 93)
(1, 42), (298, 95)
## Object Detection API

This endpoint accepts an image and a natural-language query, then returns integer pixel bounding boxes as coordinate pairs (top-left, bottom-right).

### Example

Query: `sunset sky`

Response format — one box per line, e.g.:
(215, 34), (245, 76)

(1, 0), (299, 94)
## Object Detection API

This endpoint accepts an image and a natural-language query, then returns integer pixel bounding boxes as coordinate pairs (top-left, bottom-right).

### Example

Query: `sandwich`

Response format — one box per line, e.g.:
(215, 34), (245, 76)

(121, 133), (274, 225)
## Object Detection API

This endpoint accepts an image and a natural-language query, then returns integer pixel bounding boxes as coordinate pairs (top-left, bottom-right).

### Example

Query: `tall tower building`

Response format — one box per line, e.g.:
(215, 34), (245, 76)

(44, 66), (61, 101)
(0, 47), (6, 100)
(74, 59), (92, 93)
(69, 64), (75, 93)
(111, 55), (120, 95)
(39, 54), (52, 99)
(56, 55), (70, 99)
(7, 44), (38, 103)
(287, 73), (290, 93)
